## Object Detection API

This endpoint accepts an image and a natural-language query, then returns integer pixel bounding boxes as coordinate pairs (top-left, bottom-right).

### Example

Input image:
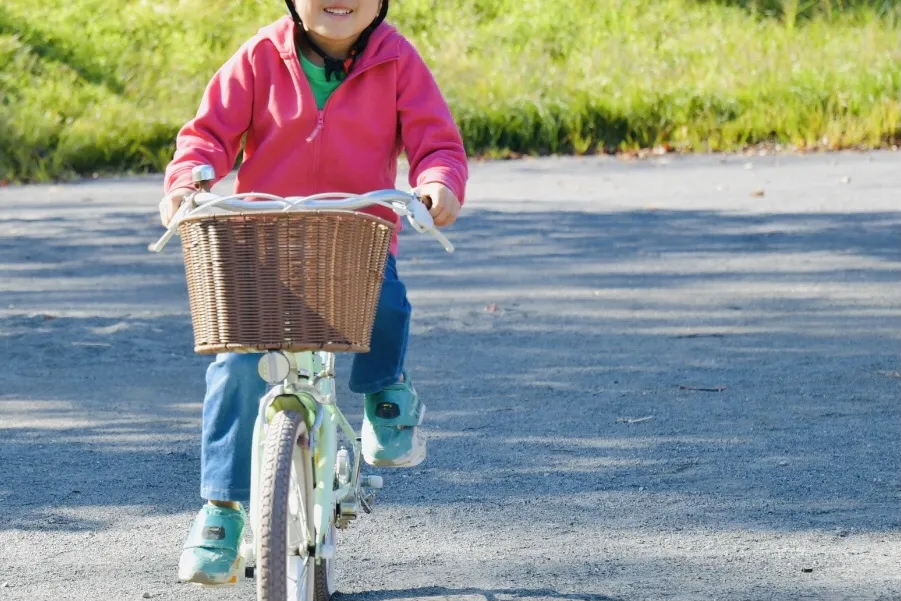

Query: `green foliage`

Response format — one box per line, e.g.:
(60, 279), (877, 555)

(1, 0), (898, 181)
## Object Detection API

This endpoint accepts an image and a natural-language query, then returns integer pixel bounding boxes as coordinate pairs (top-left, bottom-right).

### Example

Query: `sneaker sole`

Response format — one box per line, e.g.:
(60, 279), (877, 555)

(363, 408), (427, 468)
(178, 557), (243, 587)
(180, 571), (240, 588)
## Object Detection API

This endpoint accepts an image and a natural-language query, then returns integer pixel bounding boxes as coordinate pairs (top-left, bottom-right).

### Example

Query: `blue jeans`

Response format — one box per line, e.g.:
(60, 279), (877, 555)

(199, 255), (411, 501)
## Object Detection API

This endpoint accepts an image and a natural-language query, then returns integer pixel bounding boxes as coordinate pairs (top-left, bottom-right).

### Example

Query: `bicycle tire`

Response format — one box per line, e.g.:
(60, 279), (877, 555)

(314, 525), (337, 601)
(258, 410), (333, 601)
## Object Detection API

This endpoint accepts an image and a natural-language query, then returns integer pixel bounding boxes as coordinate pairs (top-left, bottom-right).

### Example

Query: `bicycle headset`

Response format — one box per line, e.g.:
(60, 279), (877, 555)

(285, 0), (390, 82)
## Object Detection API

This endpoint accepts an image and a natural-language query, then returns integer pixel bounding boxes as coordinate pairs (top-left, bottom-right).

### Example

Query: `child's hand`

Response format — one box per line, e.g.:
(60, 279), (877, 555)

(159, 188), (194, 227)
(415, 182), (460, 227)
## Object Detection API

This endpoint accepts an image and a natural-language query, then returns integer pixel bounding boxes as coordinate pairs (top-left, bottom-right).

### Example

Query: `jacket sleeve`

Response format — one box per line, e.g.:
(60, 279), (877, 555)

(395, 39), (469, 204)
(164, 41), (257, 194)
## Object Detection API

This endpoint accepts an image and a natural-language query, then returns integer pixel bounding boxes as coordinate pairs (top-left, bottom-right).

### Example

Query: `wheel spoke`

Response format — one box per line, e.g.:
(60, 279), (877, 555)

(286, 461), (310, 553)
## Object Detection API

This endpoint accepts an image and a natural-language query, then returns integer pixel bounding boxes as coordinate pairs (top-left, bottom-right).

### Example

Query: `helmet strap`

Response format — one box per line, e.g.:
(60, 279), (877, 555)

(285, 1), (388, 81)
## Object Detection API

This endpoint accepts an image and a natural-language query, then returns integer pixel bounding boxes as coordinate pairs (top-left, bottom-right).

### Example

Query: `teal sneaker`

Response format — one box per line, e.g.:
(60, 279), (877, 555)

(178, 503), (246, 586)
(362, 372), (426, 467)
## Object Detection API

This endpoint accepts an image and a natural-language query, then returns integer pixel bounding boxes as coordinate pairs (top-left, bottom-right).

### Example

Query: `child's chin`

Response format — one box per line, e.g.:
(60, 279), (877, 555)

(313, 21), (361, 38)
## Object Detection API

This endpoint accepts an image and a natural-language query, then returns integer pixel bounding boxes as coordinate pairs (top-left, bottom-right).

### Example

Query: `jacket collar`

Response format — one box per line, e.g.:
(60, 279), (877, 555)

(262, 15), (400, 71)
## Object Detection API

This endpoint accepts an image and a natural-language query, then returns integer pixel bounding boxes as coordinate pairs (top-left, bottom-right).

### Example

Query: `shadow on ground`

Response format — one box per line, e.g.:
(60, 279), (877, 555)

(335, 587), (619, 601)
(1, 203), (898, 537)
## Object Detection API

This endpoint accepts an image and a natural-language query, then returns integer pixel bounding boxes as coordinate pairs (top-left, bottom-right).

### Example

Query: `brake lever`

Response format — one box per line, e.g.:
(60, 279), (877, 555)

(147, 192), (199, 253)
(406, 194), (454, 253)
(427, 227), (455, 253)
(408, 194), (434, 233)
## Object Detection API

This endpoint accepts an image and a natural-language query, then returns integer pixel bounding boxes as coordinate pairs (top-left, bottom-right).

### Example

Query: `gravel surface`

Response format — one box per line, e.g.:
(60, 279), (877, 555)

(1, 152), (899, 601)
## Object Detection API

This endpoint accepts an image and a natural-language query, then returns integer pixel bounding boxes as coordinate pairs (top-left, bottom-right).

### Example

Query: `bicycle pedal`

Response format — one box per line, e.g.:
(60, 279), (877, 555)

(239, 541), (255, 563)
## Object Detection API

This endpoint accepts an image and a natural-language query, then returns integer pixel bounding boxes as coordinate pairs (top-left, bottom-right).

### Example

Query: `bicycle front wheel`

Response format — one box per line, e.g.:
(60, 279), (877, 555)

(258, 410), (333, 601)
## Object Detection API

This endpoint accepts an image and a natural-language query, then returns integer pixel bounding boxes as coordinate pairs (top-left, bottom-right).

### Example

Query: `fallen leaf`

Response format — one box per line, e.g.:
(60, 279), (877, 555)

(751, 190), (765, 198)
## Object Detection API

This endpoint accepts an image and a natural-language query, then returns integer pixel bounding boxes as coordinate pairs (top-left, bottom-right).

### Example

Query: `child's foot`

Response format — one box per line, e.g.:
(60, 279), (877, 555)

(178, 503), (246, 586)
(362, 371), (426, 467)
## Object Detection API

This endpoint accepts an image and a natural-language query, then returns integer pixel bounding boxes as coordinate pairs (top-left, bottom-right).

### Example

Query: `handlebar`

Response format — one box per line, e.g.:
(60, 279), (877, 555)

(148, 187), (454, 254)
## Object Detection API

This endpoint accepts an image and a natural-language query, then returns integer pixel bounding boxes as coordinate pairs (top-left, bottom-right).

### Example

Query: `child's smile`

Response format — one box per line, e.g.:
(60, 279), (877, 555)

(298, 0), (381, 58)
(322, 5), (353, 17)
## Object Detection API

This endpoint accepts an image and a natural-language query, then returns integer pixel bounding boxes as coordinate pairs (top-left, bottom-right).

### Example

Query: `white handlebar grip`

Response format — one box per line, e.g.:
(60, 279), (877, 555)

(192, 192), (220, 206)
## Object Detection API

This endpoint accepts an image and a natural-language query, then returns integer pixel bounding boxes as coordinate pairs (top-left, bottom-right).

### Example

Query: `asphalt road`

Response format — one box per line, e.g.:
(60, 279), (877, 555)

(1, 152), (899, 601)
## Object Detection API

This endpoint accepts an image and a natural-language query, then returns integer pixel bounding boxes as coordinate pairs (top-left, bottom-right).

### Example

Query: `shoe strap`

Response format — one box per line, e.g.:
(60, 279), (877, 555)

(366, 385), (423, 428)
(184, 505), (245, 552)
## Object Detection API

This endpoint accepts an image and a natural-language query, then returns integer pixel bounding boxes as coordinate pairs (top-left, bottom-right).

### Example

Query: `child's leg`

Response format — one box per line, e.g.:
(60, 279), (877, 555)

(349, 254), (411, 393)
(200, 352), (266, 503)
(349, 255), (425, 467)
(179, 352), (264, 586)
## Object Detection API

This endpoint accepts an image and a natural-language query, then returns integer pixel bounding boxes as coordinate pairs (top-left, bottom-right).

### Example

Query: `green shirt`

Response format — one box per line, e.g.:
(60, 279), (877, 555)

(300, 53), (343, 110)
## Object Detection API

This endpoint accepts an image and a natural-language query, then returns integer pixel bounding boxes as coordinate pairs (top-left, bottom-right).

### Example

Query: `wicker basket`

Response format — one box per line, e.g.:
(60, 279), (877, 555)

(178, 210), (395, 355)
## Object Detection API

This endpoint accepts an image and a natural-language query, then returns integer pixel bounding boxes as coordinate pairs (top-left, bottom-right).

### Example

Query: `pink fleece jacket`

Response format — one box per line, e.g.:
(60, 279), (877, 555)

(164, 16), (468, 255)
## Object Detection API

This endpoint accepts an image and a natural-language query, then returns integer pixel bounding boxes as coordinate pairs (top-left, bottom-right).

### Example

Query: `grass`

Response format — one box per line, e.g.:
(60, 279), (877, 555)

(1, 0), (899, 182)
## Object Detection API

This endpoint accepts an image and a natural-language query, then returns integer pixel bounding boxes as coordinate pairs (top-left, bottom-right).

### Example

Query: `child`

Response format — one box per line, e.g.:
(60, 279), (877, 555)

(158, 0), (468, 586)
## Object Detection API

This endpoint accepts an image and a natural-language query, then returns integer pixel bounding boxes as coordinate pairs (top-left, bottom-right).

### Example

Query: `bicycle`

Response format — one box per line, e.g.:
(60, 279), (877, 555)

(149, 165), (454, 601)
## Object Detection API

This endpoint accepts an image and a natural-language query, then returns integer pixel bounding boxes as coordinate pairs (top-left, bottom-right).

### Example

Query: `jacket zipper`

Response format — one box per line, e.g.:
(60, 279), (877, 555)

(303, 55), (396, 144)
(300, 56), (396, 190)
(306, 111), (325, 142)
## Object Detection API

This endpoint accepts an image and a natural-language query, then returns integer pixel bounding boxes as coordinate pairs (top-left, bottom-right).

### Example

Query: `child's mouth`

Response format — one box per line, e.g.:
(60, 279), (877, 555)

(324, 7), (353, 16)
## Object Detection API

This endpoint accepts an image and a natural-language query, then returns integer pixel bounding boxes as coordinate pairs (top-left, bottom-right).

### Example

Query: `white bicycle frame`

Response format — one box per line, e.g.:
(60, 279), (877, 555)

(149, 183), (453, 577)
(247, 350), (353, 566)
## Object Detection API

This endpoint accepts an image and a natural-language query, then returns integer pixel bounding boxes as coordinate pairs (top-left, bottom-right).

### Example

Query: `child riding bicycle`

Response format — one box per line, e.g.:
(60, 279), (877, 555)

(158, 0), (468, 586)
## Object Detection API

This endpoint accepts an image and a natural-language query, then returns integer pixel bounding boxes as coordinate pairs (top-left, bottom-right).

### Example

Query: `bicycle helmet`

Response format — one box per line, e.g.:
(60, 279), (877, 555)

(285, 0), (389, 81)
